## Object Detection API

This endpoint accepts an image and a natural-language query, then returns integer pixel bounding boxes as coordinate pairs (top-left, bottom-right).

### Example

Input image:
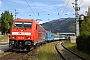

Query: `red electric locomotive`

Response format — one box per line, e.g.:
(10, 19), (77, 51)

(9, 18), (46, 51)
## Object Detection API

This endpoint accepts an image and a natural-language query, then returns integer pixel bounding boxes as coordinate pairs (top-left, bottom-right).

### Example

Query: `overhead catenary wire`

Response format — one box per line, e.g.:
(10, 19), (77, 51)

(1, 0), (24, 18)
(1, 0), (14, 10)
(59, 0), (71, 18)
(23, 0), (66, 20)
(39, 7), (62, 13)
(24, 0), (37, 18)
(78, 0), (85, 16)
(25, 0), (64, 15)
(35, 0), (68, 16)
(0, 0), (73, 20)
(79, 0), (84, 6)
(30, 0), (41, 18)
(35, 0), (71, 18)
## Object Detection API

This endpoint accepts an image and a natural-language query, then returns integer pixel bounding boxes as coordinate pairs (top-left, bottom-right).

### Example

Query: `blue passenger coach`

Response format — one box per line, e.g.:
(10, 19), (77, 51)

(45, 31), (54, 41)
(54, 34), (60, 40)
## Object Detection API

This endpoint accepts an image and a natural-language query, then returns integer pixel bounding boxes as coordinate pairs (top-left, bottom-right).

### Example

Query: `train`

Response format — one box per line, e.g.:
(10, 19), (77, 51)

(9, 18), (63, 51)
(9, 18), (46, 51)
(45, 32), (67, 41)
(54, 34), (60, 40)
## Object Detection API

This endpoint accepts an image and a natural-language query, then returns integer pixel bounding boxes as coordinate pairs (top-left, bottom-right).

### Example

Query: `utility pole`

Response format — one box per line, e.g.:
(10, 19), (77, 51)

(15, 9), (18, 19)
(75, 0), (80, 37)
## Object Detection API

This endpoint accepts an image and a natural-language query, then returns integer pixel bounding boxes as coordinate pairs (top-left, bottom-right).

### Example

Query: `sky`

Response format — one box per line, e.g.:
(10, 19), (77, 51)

(0, 0), (90, 23)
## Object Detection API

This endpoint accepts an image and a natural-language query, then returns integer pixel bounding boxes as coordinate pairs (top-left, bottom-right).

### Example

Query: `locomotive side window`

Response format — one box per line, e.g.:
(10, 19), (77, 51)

(14, 22), (32, 28)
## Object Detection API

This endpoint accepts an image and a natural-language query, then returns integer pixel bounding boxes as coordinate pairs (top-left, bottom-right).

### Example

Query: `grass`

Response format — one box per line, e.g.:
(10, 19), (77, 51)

(36, 42), (60, 60)
(0, 35), (8, 57)
(0, 35), (9, 42)
(0, 51), (4, 57)
(63, 41), (90, 60)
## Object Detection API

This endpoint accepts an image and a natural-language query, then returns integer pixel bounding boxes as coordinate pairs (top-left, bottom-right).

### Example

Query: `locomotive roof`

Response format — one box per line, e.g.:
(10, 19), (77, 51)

(13, 18), (46, 31)
(13, 18), (39, 25)
(14, 18), (36, 22)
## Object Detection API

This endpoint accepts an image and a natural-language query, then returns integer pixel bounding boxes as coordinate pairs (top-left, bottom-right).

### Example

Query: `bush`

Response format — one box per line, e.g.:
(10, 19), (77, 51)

(76, 32), (90, 53)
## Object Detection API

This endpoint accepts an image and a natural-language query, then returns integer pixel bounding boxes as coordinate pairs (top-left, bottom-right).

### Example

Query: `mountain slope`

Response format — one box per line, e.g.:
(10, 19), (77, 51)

(41, 18), (75, 33)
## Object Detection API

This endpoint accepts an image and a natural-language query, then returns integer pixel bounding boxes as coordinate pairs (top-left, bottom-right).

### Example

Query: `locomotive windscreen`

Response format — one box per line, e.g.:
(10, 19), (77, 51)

(14, 22), (32, 28)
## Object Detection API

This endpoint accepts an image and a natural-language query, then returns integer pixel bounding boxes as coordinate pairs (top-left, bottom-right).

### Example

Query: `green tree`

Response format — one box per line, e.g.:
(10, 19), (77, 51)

(0, 11), (13, 35)
(80, 17), (90, 34)
(76, 6), (90, 53)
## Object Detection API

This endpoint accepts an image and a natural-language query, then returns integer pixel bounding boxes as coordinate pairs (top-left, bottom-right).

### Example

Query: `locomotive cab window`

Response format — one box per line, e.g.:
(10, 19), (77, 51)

(14, 22), (32, 28)
(14, 22), (22, 28)
(24, 22), (32, 28)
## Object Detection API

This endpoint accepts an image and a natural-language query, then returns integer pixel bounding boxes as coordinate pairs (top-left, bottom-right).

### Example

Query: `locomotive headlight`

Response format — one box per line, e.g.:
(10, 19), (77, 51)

(26, 36), (30, 39)
(12, 37), (15, 39)
(12, 36), (16, 39)
(27, 37), (30, 39)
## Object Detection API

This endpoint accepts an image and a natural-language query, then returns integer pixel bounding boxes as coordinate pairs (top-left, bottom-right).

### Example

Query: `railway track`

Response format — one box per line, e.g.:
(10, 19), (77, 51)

(0, 47), (38, 60)
(55, 42), (87, 60)
(0, 50), (26, 60)
(20, 48), (38, 60)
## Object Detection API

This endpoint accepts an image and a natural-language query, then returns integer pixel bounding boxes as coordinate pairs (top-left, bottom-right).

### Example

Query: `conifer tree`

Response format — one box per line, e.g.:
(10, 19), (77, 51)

(0, 11), (13, 35)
